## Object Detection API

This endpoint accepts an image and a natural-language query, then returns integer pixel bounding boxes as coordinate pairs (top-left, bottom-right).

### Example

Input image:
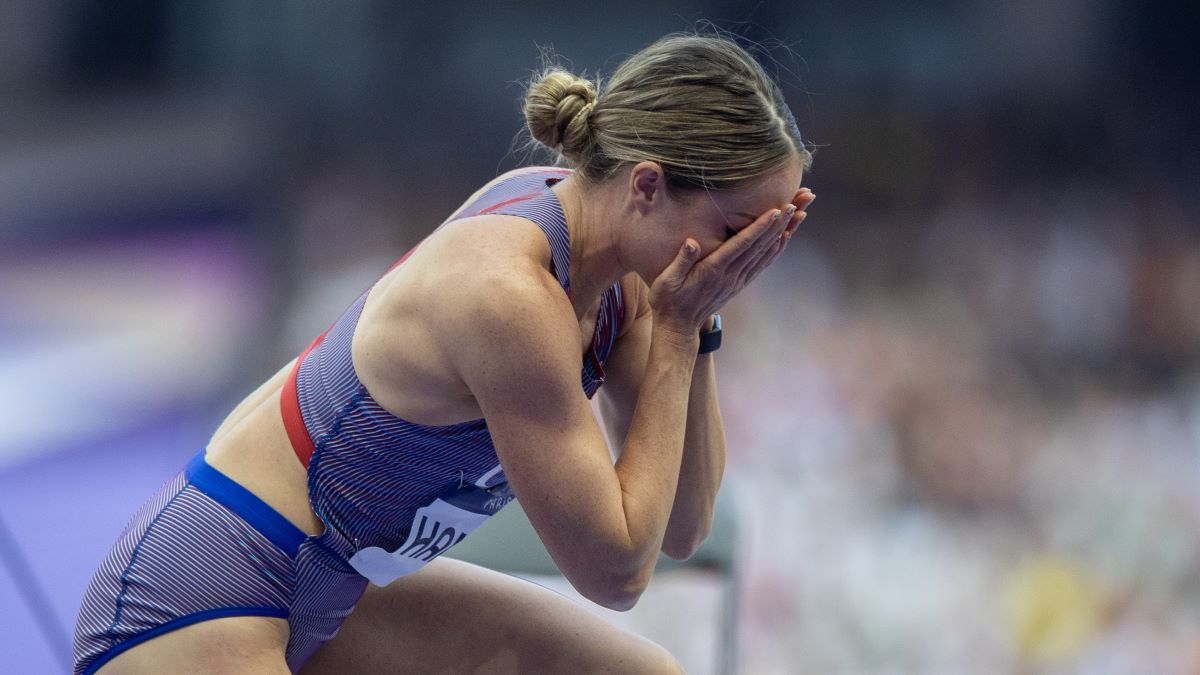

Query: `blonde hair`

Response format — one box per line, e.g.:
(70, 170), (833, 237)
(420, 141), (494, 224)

(523, 34), (812, 192)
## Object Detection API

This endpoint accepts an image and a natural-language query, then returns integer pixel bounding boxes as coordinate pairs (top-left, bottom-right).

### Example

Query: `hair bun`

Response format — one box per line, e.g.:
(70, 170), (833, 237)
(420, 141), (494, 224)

(524, 69), (598, 164)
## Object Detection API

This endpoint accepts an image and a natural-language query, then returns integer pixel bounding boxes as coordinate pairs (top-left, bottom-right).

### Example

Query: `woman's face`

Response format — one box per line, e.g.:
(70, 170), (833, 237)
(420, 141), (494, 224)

(681, 158), (807, 257)
(630, 155), (808, 280)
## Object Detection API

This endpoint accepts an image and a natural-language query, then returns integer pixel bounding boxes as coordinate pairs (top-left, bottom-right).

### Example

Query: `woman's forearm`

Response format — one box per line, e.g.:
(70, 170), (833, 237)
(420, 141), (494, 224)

(611, 324), (699, 569)
(661, 349), (726, 559)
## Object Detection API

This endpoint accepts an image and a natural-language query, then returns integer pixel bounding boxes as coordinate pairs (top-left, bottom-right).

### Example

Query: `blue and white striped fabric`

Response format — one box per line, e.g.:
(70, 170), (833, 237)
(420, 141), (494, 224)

(73, 450), (367, 674)
(298, 167), (625, 559)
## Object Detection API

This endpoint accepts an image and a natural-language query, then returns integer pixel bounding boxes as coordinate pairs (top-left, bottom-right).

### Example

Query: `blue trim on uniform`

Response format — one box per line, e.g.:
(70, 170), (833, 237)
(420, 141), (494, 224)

(186, 450), (307, 558)
(83, 606), (290, 675)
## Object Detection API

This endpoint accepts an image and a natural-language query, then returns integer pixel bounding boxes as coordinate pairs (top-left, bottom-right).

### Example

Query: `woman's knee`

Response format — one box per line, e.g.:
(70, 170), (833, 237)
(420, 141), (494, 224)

(586, 634), (683, 675)
(654, 646), (686, 675)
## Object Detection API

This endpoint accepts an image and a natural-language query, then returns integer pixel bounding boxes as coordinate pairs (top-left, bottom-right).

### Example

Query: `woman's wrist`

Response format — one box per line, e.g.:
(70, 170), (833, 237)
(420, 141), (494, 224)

(650, 321), (702, 356)
(651, 313), (721, 356)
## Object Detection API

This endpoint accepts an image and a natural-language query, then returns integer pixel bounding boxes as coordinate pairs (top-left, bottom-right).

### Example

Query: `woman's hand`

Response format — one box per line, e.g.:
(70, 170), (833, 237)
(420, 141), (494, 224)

(649, 188), (815, 335)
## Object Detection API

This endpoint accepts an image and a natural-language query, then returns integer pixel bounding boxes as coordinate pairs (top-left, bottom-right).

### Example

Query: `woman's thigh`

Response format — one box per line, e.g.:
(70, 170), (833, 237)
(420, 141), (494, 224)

(299, 557), (682, 674)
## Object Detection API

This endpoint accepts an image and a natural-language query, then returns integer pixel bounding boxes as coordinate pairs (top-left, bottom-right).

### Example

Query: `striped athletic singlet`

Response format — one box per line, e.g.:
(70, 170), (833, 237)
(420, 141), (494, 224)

(280, 168), (625, 584)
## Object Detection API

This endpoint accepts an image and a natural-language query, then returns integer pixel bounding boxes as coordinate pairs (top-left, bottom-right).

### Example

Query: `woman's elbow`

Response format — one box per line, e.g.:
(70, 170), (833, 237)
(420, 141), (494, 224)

(661, 540), (698, 562)
(661, 521), (712, 561)
(590, 588), (643, 612)
(571, 567), (652, 612)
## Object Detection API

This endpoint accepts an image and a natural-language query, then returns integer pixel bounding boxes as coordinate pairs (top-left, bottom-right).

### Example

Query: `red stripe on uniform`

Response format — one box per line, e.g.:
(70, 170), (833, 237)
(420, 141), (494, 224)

(282, 333), (324, 468)
(479, 190), (542, 215)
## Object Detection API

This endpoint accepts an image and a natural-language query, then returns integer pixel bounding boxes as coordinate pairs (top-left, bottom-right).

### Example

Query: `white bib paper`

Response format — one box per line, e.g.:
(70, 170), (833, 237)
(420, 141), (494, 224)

(349, 497), (493, 586)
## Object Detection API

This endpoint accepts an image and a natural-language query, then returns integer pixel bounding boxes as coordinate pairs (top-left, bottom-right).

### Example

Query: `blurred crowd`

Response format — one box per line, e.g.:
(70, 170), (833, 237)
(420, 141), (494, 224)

(718, 178), (1200, 672)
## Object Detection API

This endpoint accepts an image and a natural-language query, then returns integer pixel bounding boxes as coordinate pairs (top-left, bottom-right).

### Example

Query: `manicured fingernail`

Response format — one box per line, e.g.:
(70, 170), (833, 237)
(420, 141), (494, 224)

(771, 210), (781, 222)
(786, 205), (797, 217)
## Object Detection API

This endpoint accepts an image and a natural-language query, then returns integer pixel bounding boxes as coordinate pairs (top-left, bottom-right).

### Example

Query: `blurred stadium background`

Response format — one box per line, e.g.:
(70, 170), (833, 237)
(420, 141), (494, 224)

(1, 2), (1198, 673)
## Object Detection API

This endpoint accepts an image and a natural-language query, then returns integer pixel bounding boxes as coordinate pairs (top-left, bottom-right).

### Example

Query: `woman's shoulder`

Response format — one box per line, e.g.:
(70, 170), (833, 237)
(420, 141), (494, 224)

(367, 166), (573, 331)
(352, 207), (574, 420)
(374, 211), (566, 328)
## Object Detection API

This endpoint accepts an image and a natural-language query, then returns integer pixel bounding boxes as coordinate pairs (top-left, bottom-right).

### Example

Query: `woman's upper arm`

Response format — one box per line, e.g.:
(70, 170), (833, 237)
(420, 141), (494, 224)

(444, 271), (645, 605)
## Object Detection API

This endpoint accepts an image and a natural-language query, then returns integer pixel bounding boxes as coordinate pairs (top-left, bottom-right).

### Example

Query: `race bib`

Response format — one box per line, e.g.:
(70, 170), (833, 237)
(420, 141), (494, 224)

(349, 472), (513, 586)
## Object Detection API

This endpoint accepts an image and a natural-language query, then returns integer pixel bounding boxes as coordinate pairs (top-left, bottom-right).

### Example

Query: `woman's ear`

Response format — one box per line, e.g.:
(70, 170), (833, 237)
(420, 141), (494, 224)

(628, 161), (666, 215)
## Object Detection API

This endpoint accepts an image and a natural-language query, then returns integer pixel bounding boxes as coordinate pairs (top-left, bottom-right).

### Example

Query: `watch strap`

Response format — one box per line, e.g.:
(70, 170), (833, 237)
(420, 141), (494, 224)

(698, 314), (722, 354)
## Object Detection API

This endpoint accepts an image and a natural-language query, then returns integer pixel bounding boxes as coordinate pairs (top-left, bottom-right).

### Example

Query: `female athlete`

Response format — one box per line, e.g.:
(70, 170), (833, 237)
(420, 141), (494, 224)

(74, 32), (814, 674)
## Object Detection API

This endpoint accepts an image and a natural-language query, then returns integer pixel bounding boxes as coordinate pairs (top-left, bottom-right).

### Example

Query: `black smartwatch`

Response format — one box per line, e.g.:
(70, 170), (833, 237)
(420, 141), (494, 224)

(698, 314), (722, 354)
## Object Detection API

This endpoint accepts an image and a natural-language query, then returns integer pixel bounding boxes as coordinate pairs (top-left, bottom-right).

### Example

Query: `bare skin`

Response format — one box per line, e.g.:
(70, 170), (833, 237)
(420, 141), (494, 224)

(300, 557), (681, 674)
(96, 162), (813, 673)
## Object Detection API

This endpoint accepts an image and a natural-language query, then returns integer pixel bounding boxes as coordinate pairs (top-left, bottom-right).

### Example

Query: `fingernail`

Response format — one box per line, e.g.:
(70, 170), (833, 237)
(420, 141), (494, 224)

(771, 210), (781, 222)
(786, 205), (797, 217)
